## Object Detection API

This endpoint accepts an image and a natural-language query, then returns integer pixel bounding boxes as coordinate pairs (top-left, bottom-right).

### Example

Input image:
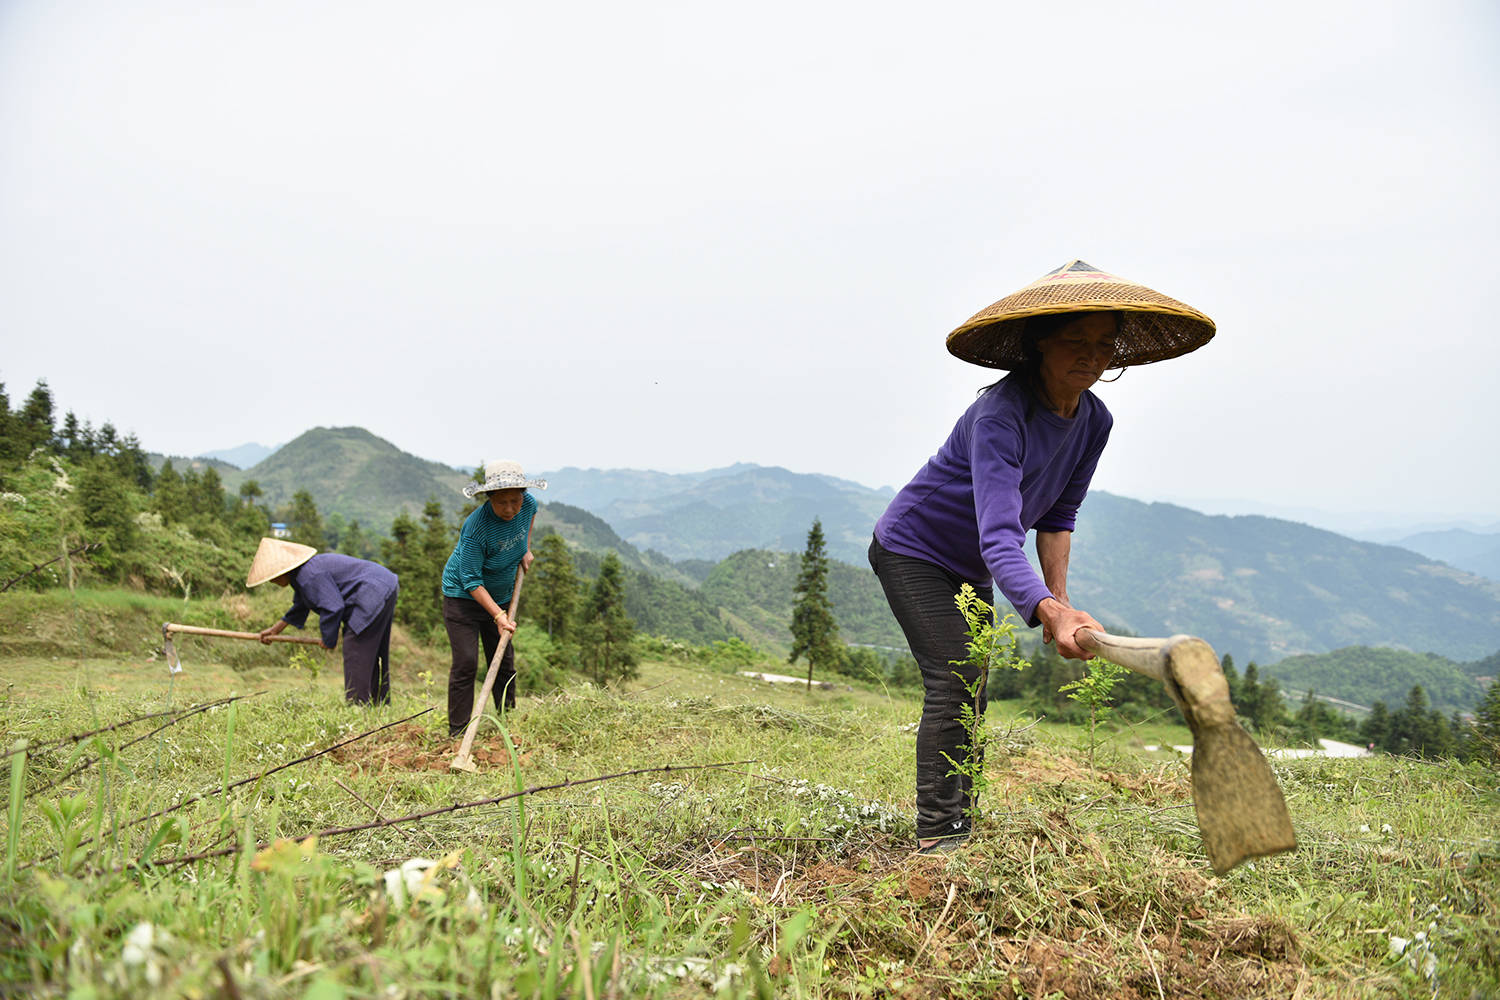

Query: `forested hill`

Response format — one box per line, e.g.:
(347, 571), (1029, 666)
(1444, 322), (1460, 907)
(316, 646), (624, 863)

(1259, 646), (1494, 717)
(1067, 493), (1500, 663)
(220, 427), (471, 531)
(539, 464), (893, 565)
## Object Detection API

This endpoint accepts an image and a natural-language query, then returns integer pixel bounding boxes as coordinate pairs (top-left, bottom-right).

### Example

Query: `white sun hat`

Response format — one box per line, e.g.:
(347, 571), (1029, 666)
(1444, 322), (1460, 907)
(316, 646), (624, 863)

(462, 459), (549, 499)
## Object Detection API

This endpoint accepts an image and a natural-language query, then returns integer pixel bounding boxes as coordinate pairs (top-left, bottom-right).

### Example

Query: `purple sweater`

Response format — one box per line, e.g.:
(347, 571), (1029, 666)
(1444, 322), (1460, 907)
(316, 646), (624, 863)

(874, 377), (1112, 626)
(283, 553), (400, 649)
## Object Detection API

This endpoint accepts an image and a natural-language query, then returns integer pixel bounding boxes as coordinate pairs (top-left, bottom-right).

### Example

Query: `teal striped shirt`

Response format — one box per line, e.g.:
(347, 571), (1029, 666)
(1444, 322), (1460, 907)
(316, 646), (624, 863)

(441, 493), (537, 603)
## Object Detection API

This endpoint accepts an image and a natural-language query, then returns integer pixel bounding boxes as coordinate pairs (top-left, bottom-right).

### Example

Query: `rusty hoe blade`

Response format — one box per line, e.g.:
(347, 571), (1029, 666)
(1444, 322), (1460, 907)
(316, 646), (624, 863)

(1081, 630), (1297, 875)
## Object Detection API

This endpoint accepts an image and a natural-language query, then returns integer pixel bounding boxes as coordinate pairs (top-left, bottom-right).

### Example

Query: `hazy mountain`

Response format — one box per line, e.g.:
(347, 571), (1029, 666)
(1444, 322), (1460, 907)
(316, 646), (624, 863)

(229, 427), (471, 531)
(1388, 529), (1500, 582)
(198, 441), (278, 469)
(541, 463), (893, 565)
(1068, 493), (1500, 663)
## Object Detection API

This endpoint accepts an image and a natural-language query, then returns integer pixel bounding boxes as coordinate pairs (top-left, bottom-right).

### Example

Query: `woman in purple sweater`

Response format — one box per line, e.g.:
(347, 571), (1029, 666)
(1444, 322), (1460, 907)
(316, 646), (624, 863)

(871, 260), (1215, 852)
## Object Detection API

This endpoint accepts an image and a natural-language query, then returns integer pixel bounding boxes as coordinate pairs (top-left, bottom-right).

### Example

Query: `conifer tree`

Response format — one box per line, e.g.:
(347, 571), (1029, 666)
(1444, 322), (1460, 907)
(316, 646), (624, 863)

(528, 531), (579, 639)
(1469, 681), (1500, 766)
(152, 461), (190, 524)
(578, 551), (637, 686)
(18, 381), (55, 457)
(788, 517), (841, 691)
(286, 490), (324, 549)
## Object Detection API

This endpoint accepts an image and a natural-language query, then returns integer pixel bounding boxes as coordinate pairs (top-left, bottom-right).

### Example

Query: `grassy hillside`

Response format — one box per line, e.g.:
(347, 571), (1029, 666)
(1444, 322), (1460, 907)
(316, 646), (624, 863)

(226, 426), (470, 531)
(1071, 493), (1500, 663)
(1, 597), (1496, 998)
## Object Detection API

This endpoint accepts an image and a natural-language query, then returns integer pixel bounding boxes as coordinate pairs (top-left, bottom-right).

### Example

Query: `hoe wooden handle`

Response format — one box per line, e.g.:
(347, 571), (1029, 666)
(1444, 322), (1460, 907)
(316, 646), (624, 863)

(1078, 628), (1235, 727)
(163, 623), (325, 646)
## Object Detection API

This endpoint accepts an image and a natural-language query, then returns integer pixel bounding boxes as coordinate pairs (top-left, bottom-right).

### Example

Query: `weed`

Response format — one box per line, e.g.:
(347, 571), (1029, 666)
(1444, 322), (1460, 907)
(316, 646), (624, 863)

(944, 583), (1026, 824)
(1059, 657), (1130, 769)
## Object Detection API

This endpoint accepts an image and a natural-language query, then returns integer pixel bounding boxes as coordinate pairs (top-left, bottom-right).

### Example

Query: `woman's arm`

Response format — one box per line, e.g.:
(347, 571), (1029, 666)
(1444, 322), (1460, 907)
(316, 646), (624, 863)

(468, 584), (517, 633)
(1034, 530), (1100, 659)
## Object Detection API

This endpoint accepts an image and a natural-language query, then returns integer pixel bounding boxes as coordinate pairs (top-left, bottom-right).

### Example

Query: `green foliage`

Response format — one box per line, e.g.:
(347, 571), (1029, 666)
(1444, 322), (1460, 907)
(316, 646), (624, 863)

(526, 531), (579, 639)
(945, 584), (1025, 823)
(380, 501), (455, 638)
(1058, 658), (1130, 768)
(788, 519), (840, 688)
(283, 489), (325, 549)
(220, 426), (472, 535)
(1263, 645), (1486, 717)
(577, 552), (638, 687)
(1469, 680), (1500, 766)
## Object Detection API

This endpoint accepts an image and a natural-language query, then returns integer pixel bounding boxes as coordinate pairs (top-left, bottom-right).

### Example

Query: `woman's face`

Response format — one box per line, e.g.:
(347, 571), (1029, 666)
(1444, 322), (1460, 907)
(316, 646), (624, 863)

(1036, 313), (1119, 398)
(487, 488), (526, 521)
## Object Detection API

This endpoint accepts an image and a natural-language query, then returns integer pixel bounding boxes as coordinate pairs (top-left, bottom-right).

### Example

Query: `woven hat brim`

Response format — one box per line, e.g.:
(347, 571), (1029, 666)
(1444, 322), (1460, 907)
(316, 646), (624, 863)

(246, 538), (317, 588)
(462, 476), (548, 499)
(946, 283), (1216, 370)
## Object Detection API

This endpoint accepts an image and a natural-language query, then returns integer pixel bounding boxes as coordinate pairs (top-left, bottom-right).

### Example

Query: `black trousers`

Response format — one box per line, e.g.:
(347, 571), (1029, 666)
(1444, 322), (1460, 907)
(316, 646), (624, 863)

(341, 586), (397, 705)
(869, 537), (994, 840)
(443, 595), (516, 736)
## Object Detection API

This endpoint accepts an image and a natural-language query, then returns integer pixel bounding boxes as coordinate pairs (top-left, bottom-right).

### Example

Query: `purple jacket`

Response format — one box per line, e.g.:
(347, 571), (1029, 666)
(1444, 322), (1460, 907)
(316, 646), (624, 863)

(283, 553), (400, 649)
(874, 377), (1112, 625)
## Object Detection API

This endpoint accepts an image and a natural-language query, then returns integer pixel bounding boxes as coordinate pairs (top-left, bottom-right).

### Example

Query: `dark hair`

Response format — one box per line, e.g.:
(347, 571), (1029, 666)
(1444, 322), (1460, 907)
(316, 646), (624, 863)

(981, 310), (1123, 413)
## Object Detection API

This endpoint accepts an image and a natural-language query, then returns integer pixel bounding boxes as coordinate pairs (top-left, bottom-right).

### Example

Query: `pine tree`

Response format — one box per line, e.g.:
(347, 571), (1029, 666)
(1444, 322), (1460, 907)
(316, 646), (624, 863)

(340, 519), (372, 560)
(286, 490), (324, 549)
(788, 518), (841, 691)
(153, 461), (190, 524)
(18, 380), (55, 457)
(382, 511), (426, 630)
(1220, 653), (1240, 706)
(577, 551), (637, 686)
(528, 531), (579, 639)
(1470, 681), (1500, 766)
(1361, 700), (1391, 751)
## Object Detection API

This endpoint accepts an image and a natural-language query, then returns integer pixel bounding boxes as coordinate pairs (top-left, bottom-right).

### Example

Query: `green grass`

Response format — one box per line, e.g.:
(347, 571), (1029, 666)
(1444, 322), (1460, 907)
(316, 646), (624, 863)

(0, 591), (1496, 998)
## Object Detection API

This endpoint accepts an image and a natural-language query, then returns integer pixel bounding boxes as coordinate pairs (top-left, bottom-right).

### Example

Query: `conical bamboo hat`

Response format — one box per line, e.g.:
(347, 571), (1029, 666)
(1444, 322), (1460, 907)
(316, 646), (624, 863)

(246, 537), (317, 588)
(946, 260), (1215, 370)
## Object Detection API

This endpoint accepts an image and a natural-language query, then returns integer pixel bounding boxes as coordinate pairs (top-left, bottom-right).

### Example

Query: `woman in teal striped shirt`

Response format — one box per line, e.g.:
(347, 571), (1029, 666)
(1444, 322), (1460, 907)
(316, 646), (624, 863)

(441, 459), (546, 736)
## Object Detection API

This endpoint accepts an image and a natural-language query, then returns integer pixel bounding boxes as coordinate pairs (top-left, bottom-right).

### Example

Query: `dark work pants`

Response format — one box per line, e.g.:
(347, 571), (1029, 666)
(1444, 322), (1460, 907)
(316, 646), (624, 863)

(444, 595), (516, 736)
(341, 586), (397, 705)
(869, 537), (993, 840)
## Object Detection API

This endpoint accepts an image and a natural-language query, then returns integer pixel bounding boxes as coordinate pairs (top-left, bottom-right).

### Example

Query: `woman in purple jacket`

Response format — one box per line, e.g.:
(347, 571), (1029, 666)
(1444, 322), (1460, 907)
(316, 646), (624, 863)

(871, 260), (1215, 852)
(248, 537), (400, 705)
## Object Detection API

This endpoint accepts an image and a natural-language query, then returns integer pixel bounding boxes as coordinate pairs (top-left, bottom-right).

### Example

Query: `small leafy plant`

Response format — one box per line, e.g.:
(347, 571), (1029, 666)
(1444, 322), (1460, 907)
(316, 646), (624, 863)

(1059, 657), (1130, 769)
(944, 584), (1026, 823)
(287, 647), (322, 684)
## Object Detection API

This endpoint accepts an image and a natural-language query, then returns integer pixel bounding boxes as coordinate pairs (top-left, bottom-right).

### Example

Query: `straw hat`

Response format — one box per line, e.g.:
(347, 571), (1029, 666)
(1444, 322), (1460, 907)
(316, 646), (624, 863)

(946, 260), (1216, 370)
(246, 537), (317, 588)
(462, 459), (549, 499)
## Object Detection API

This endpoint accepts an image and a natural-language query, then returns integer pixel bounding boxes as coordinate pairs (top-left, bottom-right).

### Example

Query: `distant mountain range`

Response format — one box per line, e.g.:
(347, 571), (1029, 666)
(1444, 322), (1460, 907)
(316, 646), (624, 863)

(1389, 529), (1500, 583)
(538, 464), (893, 565)
(184, 427), (1499, 672)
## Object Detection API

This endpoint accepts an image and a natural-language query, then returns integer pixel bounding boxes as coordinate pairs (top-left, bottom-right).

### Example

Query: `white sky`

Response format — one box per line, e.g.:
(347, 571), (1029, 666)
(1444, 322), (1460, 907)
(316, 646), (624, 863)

(2, 0), (1496, 528)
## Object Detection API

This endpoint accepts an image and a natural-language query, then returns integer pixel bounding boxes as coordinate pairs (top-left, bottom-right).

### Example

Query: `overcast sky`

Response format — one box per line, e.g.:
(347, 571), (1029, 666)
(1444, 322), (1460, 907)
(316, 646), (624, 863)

(2, 1), (1496, 532)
